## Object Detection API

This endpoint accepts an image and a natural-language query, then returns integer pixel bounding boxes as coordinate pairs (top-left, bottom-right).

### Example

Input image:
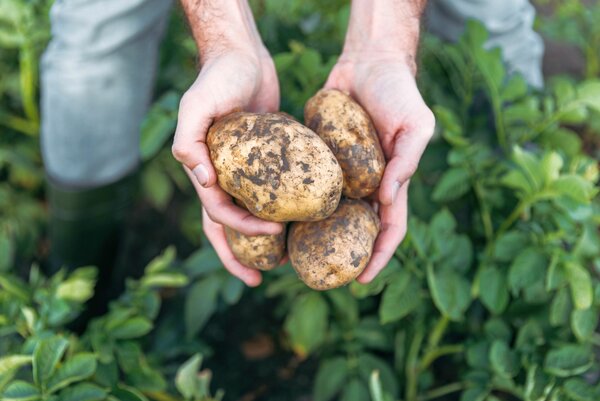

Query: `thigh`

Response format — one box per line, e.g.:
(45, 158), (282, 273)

(426, 0), (544, 87)
(41, 0), (173, 187)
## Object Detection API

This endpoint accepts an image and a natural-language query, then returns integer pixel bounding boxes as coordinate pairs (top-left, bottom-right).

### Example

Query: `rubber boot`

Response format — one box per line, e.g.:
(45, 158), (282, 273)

(46, 172), (138, 320)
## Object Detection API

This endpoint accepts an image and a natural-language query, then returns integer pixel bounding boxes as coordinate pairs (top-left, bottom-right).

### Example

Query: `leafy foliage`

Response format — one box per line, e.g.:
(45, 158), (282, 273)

(1, 0), (599, 400)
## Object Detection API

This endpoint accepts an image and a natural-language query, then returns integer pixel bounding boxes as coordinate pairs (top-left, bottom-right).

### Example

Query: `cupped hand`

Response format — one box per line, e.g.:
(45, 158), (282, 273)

(324, 54), (435, 283)
(173, 49), (282, 286)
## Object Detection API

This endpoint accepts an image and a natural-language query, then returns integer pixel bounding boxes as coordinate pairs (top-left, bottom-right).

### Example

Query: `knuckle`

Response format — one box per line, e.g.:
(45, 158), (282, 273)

(171, 143), (190, 162)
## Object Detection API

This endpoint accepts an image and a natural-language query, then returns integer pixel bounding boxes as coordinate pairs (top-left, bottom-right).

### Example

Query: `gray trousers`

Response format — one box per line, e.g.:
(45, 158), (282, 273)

(41, 0), (544, 188)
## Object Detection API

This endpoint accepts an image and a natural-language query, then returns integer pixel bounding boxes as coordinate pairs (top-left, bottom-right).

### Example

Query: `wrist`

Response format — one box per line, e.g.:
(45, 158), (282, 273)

(181, 0), (266, 64)
(342, 0), (424, 73)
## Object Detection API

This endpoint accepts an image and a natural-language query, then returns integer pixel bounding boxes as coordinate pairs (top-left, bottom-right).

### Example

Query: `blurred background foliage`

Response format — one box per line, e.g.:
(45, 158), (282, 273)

(1, 0), (600, 400)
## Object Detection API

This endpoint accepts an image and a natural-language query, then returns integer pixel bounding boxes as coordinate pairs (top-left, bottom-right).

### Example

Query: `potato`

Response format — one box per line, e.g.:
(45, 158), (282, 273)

(288, 198), (380, 290)
(304, 89), (385, 199)
(225, 227), (286, 271)
(207, 112), (343, 222)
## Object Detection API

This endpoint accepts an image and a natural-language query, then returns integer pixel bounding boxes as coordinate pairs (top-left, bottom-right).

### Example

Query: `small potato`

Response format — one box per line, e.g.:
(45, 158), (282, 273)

(304, 89), (385, 199)
(225, 227), (286, 271)
(207, 112), (343, 222)
(288, 199), (380, 290)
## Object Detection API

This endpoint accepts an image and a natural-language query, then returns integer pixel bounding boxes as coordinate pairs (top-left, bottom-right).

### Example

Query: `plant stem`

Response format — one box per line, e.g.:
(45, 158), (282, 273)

(496, 199), (528, 239)
(473, 181), (494, 241)
(427, 315), (449, 350)
(419, 345), (465, 371)
(19, 44), (40, 127)
(405, 327), (425, 401)
(418, 382), (465, 401)
(144, 391), (181, 401)
(0, 113), (39, 136)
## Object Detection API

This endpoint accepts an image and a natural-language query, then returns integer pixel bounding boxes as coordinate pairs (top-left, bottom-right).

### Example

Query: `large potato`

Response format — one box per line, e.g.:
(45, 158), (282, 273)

(304, 89), (385, 199)
(288, 199), (380, 290)
(207, 112), (343, 222)
(225, 227), (286, 271)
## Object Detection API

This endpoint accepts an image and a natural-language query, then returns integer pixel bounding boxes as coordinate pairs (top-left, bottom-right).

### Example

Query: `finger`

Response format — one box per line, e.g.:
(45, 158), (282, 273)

(172, 88), (218, 188)
(203, 208), (262, 287)
(379, 110), (435, 206)
(185, 167), (283, 236)
(278, 254), (289, 266)
(357, 183), (408, 283)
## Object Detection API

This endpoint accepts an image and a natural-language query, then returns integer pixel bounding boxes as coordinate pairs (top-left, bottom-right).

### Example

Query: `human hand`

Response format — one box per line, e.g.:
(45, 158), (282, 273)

(175, 1), (282, 286)
(325, 55), (435, 284)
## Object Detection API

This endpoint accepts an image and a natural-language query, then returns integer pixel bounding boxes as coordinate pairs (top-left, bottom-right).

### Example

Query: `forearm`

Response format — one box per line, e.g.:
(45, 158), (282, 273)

(180, 0), (265, 63)
(343, 0), (426, 72)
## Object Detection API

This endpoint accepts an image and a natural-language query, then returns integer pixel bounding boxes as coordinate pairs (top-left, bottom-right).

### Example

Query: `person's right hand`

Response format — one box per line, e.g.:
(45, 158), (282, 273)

(173, 48), (283, 287)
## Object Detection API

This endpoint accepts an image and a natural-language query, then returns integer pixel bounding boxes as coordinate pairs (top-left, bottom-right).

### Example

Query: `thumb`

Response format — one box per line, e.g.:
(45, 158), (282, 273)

(172, 92), (218, 188)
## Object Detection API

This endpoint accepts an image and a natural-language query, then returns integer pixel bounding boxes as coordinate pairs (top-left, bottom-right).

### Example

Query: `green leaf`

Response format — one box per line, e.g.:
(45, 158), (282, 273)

(0, 274), (30, 302)
(142, 166), (173, 211)
(565, 263), (593, 310)
(56, 277), (95, 303)
(551, 175), (595, 204)
(111, 316), (153, 340)
(379, 270), (421, 324)
(313, 357), (348, 401)
(550, 287), (572, 327)
(369, 370), (385, 401)
(284, 292), (328, 358)
(139, 92), (179, 161)
(524, 365), (552, 401)
(571, 308), (599, 342)
(432, 167), (471, 202)
(511, 146), (543, 192)
(140, 272), (188, 289)
(477, 266), (509, 314)
(357, 353), (398, 397)
(33, 336), (69, 387)
(489, 341), (518, 378)
(175, 354), (202, 399)
(58, 383), (107, 401)
(350, 257), (398, 299)
(544, 344), (593, 377)
(0, 355), (31, 376)
(493, 231), (528, 262)
(221, 275), (244, 305)
(563, 378), (599, 401)
(508, 248), (546, 296)
(577, 80), (600, 112)
(501, 74), (528, 101)
(340, 378), (369, 401)
(145, 246), (176, 274)
(185, 274), (222, 339)
(327, 288), (359, 325)
(110, 386), (149, 401)
(0, 233), (14, 272)
(47, 353), (96, 393)
(466, 341), (490, 369)
(427, 265), (471, 321)
(515, 320), (544, 351)
(1, 381), (40, 401)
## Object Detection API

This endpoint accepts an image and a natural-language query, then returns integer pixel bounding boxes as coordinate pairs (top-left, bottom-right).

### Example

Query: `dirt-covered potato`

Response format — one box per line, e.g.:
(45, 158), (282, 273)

(288, 198), (380, 290)
(304, 89), (385, 199)
(225, 227), (286, 271)
(207, 112), (343, 222)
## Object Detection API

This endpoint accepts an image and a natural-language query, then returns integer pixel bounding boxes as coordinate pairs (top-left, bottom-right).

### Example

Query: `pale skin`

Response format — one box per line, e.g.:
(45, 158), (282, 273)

(174, 0), (435, 286)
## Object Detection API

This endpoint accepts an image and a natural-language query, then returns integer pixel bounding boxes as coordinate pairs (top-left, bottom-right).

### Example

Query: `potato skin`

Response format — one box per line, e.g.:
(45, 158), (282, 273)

(225, 227), (286, 271)
(304, 89), (385, 199)
(288, 199), (380, 290)
(207, 112), (343, 222)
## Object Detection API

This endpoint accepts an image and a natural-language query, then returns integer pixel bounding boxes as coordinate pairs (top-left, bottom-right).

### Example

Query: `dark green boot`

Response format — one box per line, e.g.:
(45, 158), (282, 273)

(47, 172), (138, 316)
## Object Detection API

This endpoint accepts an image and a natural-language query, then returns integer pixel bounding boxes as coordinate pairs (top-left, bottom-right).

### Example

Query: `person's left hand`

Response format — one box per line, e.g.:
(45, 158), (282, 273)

(324, 54), (435, 283)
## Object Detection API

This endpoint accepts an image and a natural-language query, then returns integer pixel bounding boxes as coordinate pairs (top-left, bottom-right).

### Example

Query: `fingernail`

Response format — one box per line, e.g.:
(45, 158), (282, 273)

(392, 181), (401, 203)
(193, 164), (209, 187)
